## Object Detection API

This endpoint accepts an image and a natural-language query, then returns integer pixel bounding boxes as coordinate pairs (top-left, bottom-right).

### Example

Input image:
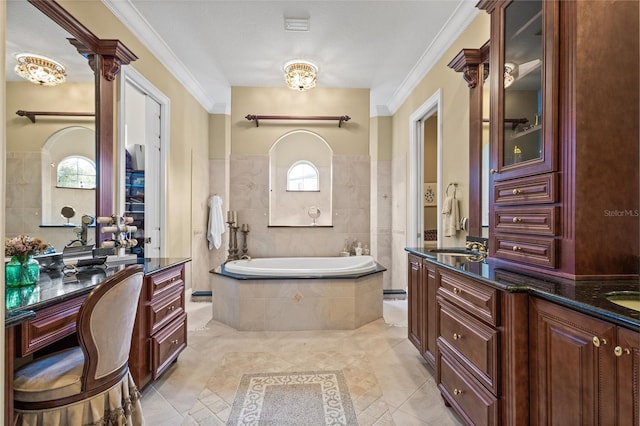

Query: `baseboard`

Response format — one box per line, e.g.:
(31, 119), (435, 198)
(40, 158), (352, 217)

(383, 289), (407, 299)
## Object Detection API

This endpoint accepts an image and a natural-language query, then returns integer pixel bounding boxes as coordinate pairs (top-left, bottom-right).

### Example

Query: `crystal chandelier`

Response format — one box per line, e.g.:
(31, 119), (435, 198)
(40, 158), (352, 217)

(283, 60), (318, 91)
(15, 53), (67, 86)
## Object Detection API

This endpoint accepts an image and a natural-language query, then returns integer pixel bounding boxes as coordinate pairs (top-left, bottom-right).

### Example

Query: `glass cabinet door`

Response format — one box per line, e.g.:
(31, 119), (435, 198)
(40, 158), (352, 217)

(491, 0), (557, 180)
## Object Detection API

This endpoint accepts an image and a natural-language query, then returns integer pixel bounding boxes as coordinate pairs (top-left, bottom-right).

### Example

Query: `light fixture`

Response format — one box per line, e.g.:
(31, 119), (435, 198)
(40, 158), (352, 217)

(283, 60), (318, 91)
(504, 62), (517, 88)
(15, 53), (67, 86)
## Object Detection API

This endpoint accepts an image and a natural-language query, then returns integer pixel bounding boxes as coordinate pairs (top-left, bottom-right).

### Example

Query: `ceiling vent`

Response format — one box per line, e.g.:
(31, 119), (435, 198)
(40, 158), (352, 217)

(284, 17), (310, 32)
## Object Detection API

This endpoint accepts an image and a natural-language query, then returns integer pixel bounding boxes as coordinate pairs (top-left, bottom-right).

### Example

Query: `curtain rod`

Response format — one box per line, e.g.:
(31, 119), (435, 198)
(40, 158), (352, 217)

(245, 114), (351, 128)
(16, 110), (95, 123)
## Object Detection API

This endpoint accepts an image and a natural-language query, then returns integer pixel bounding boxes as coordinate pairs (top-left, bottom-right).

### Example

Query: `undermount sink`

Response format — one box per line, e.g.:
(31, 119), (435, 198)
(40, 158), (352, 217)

(605, 291), (640, 312)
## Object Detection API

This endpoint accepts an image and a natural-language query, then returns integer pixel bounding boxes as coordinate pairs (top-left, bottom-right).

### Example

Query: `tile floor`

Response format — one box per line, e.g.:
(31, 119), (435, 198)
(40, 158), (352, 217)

(140, 293), (463, 425)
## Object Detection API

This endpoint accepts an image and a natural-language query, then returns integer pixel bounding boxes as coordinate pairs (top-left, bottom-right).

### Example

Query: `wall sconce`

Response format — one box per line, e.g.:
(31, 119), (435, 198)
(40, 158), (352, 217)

(15, 53), (66, 86)
(504, 62), (517, 88)
(283, 60), (318, 91)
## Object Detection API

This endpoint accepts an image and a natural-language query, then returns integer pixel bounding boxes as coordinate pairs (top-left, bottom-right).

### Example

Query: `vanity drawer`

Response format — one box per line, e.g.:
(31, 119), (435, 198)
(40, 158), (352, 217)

(18, 295), (86, 356)
(438, 298), (498, 394)
(492, 233), (557, 268)
(148, 286), (185, 335)
(493, 173), (558, 206)
(494, 206), (559, 236)
(437, 269), (498, 326)
(147, 264), (185, 300)
(438, 345), (498, 426)
(151, 312), (187, 380)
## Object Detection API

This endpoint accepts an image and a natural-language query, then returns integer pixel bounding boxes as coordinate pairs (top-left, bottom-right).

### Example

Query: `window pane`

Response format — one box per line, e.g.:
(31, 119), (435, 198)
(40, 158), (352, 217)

(287, 161), (319, 191)
(57, 157), (96, 189)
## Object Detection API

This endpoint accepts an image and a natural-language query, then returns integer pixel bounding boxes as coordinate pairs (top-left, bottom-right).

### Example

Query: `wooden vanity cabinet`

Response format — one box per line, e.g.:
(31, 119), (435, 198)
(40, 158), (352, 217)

(479, 0), (639, 277)
(530, 297), (639, 425)
(407, 254), (438, 369)
(130, 262), (187, 389)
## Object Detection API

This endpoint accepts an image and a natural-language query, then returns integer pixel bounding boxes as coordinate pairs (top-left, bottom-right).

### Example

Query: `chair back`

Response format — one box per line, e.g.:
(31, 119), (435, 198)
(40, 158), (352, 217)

(76, 264), (144, 392)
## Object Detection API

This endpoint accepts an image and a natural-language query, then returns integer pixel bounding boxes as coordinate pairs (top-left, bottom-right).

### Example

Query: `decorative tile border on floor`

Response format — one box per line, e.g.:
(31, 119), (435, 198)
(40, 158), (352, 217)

(183, 351), (392, 426)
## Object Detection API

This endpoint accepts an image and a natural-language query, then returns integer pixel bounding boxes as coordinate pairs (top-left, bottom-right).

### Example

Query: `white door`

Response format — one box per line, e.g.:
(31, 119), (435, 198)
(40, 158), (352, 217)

(144, 96), (161, 258)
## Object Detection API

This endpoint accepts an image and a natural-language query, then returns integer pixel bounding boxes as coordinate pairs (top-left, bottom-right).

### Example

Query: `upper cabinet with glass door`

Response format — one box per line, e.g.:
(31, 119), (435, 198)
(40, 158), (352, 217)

(482, 0), (558, 181)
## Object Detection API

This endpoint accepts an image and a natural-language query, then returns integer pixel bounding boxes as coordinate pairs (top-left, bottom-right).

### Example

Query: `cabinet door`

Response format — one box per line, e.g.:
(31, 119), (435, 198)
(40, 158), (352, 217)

(489, 0), (558, 181)
(529, 298), (616, 425)
(616, 327), (640, 426)
(407, 255), (423, 350)
(423, 260), (437, 369)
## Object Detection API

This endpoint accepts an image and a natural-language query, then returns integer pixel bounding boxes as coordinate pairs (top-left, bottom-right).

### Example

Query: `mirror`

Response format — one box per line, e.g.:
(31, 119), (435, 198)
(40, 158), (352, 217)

(5, 1), (96, 250)
(481, 54), (490, 238)
(269, 131), (333, 227)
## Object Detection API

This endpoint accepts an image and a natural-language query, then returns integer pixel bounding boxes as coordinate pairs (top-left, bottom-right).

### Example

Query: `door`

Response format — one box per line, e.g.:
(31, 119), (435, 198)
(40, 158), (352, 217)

(144, 96), (161, 258)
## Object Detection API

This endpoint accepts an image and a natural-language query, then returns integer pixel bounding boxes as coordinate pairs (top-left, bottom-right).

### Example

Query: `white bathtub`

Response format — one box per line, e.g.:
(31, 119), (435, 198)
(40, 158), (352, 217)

(223, 255), (379, 278)
(213, 255), (384, 331)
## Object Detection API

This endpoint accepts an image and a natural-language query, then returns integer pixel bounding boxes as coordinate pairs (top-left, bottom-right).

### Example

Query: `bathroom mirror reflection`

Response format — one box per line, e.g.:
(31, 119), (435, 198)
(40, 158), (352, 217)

(5, 0), (96, 249)
(269, 131), (333, 227)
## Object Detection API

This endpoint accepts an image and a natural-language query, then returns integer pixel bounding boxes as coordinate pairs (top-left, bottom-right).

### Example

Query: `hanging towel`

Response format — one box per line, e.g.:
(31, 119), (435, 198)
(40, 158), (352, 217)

(207, 195), (225, 250)
(442, 195), (460, 237)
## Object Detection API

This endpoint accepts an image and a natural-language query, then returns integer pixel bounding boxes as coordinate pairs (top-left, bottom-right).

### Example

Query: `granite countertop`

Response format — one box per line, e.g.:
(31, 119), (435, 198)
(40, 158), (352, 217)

(406, 247), (640, 331)
(5, 257), (191, 328)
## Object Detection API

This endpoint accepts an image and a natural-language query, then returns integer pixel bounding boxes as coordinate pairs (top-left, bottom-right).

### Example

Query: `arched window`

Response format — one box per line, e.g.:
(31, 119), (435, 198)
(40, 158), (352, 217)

(287, 161), (319, 191)
(56, 156), (96, 189)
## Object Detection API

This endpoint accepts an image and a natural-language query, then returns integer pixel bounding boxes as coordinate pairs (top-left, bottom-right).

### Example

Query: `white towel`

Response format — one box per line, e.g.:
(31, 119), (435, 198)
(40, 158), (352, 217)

(207, 195), (225, 250)
(442, 196), (460, 237)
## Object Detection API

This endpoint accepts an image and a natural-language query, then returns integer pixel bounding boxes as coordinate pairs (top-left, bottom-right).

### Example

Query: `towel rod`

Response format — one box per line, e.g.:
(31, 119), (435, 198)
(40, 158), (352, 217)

(482, 117), (528, 130)
(16, 110), (95, 123)
(245, 114), (351, 128)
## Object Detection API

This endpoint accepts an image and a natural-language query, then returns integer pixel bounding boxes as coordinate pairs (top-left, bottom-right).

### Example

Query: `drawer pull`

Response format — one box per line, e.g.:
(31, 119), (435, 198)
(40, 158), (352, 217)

(512, 245), (522, 252)
(452, 287), (461, 295)
(512, 188), (521, 195)
(453, 333), (463, 340)
(171, 339), (179, 345)
(167, 305), (176, 312)
(614, 346), (631, 357)
(453, 388), (463, 396)
(490, 169), (498, 174)
(512, 217), (522, 223)
(592, 336), (607, 348)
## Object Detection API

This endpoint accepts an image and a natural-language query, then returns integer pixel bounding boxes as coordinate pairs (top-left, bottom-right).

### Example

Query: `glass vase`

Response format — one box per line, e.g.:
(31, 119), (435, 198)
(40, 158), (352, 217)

(5, 255), (40, 287)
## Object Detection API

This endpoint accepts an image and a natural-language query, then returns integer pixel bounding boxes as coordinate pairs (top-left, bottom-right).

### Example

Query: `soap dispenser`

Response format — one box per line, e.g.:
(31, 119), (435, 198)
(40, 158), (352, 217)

(355, 242), (363, 256)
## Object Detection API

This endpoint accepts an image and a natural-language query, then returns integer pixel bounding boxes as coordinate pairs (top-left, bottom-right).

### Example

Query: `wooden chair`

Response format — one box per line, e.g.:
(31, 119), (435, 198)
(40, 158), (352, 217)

(13, 265), (145, 425)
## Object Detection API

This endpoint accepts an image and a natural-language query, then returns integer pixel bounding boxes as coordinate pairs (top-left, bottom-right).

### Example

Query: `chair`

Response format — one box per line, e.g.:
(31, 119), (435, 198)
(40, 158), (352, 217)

(13, 265), (145, 425)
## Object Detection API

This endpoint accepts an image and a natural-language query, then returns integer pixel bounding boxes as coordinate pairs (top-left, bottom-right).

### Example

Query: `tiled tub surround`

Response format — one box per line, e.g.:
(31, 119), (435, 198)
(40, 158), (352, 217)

(212, 269), (384, 331)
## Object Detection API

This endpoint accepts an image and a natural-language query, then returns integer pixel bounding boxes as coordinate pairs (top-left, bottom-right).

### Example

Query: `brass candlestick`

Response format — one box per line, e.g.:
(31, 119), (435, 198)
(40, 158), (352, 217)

(241, 229), (249, 258)
(226, 221), (239, 262)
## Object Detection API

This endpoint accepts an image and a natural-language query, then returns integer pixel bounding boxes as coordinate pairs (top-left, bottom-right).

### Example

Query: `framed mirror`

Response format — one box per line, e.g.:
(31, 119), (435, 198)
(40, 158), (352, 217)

(269, 130), (333, 227)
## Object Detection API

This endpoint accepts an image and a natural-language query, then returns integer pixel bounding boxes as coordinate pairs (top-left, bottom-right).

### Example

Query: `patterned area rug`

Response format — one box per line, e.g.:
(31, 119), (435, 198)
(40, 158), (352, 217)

(185, 351), (390, 425)
(226, 371), (358, 426)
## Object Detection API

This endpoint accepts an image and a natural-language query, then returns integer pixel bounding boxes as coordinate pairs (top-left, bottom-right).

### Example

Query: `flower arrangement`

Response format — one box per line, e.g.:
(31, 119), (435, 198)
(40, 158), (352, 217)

(5, 235), (48, 262)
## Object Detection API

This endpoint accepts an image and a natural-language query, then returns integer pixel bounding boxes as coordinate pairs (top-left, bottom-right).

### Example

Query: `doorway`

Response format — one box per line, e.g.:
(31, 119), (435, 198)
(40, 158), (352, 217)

(118, 67), (170, 258)
(409, 90), (443, 248)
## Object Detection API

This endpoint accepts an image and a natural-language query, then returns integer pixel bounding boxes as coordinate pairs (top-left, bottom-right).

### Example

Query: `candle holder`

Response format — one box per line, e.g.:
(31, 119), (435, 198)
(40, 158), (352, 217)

(226, 220), (239, 262)
(241, 228), (249, 258)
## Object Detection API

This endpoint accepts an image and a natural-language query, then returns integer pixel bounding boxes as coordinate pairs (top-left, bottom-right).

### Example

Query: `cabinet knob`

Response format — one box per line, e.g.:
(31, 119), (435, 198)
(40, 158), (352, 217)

(614, 346), (631, 357)
(512, 217), (522, 223)
(453, 388), (463, 396)
(512, 188), (522, 195)
(512, 246), (522, 252)
(453, 333), (463, 340)
(490, 169), (498, 174)
(452, 287), (461, 295)
(592, 336), (607, 348)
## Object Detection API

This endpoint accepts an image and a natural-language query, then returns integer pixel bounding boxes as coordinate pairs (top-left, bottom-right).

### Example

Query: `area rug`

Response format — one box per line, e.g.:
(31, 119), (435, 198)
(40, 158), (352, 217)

(226, 370), (358, 426)
(184, 351), (391, 425)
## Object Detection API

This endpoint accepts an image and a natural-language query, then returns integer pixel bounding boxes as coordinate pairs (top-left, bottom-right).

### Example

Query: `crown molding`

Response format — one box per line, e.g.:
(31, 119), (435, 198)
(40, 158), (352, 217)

(101, 0), (225, 113)
(385, 1), (479, 115)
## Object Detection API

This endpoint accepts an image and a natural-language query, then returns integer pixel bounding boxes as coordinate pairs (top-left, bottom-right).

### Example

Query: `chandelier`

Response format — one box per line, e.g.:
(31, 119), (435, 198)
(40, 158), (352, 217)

(284, 60), (318, 91)
(15, 53), (67, 86)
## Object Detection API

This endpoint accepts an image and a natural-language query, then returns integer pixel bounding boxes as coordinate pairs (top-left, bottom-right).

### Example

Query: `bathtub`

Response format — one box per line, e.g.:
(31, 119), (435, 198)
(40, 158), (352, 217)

(223, 255), (380, 278)
(213, 256), (385, 331)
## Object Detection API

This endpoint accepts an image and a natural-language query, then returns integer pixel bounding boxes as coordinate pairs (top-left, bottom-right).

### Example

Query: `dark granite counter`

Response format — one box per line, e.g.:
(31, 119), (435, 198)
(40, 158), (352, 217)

(406, 247), (640, 331)
(5, 257), (190, 327)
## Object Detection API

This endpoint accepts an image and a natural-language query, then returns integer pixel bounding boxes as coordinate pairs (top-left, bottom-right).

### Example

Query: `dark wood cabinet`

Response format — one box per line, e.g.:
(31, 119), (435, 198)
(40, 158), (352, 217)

(407, 254), (437, 369)
(407, 254), (423, 351)
(530, 297), (639, 425)
(480, 0), (639, 278)
(130, 262), (188, 389)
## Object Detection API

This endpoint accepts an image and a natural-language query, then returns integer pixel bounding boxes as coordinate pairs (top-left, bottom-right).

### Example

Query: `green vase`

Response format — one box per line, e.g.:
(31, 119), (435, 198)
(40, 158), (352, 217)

(5, 255), (40, 287)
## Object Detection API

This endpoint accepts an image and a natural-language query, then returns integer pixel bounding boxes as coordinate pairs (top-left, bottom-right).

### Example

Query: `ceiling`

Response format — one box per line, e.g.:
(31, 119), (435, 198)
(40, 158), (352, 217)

(6, 1), (480, 116)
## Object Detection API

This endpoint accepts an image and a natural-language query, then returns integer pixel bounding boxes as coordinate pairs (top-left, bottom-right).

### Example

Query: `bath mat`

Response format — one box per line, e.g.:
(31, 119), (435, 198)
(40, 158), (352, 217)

(226, 370), (358, 426)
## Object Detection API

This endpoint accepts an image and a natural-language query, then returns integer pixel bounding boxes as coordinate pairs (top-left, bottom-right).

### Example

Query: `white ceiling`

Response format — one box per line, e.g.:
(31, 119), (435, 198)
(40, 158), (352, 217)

(6, 1), (480, 116)
(102, 0), (479, 115)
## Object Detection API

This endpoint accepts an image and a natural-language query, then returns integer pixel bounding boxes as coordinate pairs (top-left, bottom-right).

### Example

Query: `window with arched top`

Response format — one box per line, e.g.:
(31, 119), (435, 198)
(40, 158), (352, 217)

(56, 156), (96, 189)
(287, 161), (319, 191)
